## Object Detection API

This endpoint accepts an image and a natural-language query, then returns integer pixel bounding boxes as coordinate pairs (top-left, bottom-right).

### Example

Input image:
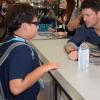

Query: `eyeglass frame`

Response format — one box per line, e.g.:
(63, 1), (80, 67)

(30, 21), (38, 26)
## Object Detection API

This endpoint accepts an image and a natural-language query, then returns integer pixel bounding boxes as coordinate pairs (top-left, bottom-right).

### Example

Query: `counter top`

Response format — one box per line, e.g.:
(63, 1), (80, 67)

(30, 39), (100, 100)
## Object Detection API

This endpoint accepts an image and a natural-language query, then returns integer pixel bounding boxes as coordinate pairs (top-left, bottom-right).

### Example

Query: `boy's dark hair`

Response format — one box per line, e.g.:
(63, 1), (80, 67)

(1, 3), (37, 41)
(81, 0), (100, 12)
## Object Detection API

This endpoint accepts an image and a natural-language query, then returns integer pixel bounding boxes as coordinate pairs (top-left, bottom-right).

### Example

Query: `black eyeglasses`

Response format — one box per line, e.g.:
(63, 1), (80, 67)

(30, 21), (38, 26)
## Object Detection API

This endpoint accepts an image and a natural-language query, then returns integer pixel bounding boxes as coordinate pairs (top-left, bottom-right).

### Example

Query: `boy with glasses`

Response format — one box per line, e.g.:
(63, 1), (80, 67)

(0, 3), (60, 100)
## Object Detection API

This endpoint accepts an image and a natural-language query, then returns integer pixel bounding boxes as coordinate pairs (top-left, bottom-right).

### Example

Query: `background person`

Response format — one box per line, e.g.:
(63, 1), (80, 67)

(65, 0), (100, 60)
(67, 0), (85, 31)
(48, 0), (75, 38)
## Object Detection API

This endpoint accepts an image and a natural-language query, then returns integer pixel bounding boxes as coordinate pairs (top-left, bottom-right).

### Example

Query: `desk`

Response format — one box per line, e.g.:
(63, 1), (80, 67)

(30, 39), (100, 100)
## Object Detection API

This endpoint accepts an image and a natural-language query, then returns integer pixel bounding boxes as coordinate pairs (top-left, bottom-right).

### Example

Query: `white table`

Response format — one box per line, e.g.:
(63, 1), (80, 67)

(30, 38), (100, 100)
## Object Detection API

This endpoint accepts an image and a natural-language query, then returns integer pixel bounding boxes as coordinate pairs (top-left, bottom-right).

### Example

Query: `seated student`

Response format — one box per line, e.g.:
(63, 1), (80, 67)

(0, 3), (60, 100)
(48, 12), (68, 38)
(0, 0), (8, 26)
(0, 0), (15, 16)
(53, 0), (84, 38)
(48, 0), (75, 38)
(0, 0), (15, 26)
(65, 0), (100, 60)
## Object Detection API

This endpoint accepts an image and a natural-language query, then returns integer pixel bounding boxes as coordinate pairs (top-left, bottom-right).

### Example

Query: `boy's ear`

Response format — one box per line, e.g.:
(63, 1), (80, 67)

(21, 23), (30, 31)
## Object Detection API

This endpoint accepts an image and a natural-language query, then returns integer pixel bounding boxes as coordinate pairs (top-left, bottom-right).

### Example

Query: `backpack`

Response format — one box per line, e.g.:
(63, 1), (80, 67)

(0, 42), (28, 100)
(0, 42), (28, 66)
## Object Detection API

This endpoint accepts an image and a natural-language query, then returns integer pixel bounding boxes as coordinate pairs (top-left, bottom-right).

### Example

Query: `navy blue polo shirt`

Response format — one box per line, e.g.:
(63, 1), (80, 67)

(68, 25), (100, 47)
(0, 36), (40, 100)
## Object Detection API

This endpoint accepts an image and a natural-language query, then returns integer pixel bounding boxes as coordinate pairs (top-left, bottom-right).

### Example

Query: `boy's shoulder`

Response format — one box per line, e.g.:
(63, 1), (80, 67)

(0, 42), (28, 66)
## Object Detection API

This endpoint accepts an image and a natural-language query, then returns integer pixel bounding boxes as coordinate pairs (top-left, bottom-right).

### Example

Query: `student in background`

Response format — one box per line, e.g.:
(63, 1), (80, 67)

(48, 0), (75, 38)
(0, 0), (15, 27)
(0, 3), (60, 100)
(0, 0), (8, 26)
(65, 0), (100, 60)
(54, 0), (85, 38)
(0, 0), (15, 16)
(67, 0), (85, 31)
